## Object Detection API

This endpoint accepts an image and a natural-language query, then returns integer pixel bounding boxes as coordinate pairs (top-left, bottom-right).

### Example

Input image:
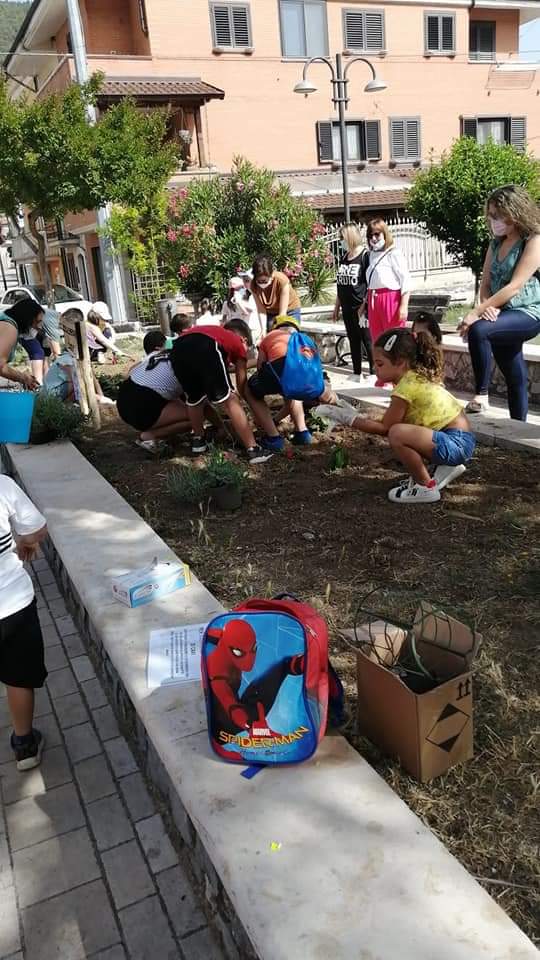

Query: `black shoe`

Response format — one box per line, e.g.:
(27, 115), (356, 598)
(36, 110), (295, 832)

(191, 435), (207, 455)
(11, 728), (44, 772)
(246, 445), (273, 464)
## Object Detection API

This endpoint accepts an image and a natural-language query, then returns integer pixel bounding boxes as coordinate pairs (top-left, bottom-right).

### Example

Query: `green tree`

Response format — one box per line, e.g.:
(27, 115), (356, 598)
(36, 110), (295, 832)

(0, 74), (178, 303)
(407, 137), (540, 293)
(158, 157), (333, 304)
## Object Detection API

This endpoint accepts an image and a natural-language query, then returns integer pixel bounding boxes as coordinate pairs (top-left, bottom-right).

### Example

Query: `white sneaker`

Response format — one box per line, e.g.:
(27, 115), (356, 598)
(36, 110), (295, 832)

(312, 401), (358, 427)
(135, 438), (163, 456)
(97, 395), (115, 406)
(388, 480), (441, 504)
(433, 464), (466, 490)
(362, 374), (378, 387)
(465, 396), (489, 414)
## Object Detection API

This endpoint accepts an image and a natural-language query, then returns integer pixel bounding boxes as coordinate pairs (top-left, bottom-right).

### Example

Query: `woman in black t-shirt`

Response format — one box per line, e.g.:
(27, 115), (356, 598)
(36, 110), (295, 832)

(333, 223), (374, 378)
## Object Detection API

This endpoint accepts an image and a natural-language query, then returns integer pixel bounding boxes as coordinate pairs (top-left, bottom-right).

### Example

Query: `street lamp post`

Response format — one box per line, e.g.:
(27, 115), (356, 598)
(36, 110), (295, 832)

(294, 55), (387, 222)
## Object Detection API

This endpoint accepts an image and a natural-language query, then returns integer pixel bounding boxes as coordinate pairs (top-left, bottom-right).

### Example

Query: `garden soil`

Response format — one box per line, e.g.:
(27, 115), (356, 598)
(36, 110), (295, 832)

(79, 404), (540, 942)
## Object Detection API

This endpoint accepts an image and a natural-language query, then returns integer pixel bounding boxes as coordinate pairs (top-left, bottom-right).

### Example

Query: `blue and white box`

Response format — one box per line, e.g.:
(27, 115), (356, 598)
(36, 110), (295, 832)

(111, 557), (191, 608)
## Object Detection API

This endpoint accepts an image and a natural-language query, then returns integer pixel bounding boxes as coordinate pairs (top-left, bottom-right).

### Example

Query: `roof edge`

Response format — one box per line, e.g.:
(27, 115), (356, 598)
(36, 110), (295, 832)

(3, 0), (45, 71)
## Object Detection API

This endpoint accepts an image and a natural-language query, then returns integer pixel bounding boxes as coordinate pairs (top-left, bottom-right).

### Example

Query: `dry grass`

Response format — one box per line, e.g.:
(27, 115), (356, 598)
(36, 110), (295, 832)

(79, 409), (540, 942)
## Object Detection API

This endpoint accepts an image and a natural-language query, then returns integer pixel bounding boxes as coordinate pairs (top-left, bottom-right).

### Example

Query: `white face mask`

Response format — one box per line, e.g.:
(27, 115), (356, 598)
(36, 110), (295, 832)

(257, 278), (272, 289)
(26, 326), (39, 339)
(370, 237), (385, 251)
(489, 217), (508, 238)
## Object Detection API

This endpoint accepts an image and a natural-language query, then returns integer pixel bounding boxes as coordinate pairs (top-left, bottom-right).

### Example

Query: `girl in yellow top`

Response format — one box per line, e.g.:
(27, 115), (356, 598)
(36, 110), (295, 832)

(316, 328), (475, 504)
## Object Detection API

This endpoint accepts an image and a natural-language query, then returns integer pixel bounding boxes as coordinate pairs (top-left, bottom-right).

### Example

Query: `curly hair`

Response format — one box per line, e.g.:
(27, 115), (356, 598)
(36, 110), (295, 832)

(375, 327), (444, 382)
(486, 184), (540, 237)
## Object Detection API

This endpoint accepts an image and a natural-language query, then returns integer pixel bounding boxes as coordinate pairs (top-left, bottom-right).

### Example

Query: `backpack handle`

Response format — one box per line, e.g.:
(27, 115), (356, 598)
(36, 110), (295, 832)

(272, 592), (300, 602)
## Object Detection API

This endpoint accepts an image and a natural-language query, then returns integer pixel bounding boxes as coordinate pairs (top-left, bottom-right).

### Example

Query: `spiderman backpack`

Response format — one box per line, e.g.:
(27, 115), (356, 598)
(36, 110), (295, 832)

(201, 595), (343, 766)
(272, 330), (325, 401)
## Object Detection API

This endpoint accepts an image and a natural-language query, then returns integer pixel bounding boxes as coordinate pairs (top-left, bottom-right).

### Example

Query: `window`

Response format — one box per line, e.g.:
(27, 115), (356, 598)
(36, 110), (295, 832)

(424, 12), (455, 55)
(469, 21), (495, 62)
(343, 8), (385, 53)
(316, 120), (381, 163)
(210, 3), (252, 49)
(279, 0), (328, 58)
(460, 116), (527, 152)
(389, 118), (421, 162)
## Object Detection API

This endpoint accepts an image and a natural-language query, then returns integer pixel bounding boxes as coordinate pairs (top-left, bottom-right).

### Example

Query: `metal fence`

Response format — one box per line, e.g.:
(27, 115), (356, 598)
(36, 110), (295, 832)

(324, 217), (465, 281)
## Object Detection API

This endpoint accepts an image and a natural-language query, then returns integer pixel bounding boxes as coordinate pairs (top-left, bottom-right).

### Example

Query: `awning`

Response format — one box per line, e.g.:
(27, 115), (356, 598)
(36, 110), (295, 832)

(98, 78), (225, 106)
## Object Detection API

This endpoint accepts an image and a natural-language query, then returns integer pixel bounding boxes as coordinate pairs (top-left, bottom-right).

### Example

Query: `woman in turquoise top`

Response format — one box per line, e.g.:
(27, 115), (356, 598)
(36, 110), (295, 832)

(459, 184), (540, 421)
(0, 298), (44, 391)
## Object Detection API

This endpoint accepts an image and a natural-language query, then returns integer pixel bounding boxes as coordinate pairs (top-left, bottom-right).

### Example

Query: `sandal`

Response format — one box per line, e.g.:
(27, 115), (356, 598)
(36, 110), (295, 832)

(465, 398), (489, 414)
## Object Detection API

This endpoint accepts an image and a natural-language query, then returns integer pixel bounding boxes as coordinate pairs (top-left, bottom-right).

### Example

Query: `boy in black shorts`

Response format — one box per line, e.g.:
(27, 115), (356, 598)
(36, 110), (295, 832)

(0, 476), (48, 770)
(170, 319), (272, 462)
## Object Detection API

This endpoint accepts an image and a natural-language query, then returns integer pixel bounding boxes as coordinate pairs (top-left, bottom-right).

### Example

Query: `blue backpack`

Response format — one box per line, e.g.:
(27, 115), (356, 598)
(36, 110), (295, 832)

(273, 330), (324, 401)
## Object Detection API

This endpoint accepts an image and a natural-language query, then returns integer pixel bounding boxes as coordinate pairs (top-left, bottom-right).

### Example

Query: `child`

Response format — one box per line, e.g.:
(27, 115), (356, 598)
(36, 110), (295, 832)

(169, 313), (193, 337)
(170, 319), (273, 462)
(246, 315), (335, 450)
(143, 330), (167, 355)
(195, 298), (219, 326)
(0, 476), (48, 770)
(117, 347), (191, 454)
(315, 328), (475, 504)
(412, 312), (442, 345)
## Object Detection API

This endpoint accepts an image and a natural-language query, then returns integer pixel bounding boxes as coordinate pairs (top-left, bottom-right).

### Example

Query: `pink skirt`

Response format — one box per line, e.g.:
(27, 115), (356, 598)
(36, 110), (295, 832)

(367, 288), (405, 343)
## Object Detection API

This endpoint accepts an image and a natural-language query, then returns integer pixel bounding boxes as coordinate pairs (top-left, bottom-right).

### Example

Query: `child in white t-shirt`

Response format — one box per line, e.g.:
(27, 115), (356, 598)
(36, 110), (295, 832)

(0, 477), (48, 770)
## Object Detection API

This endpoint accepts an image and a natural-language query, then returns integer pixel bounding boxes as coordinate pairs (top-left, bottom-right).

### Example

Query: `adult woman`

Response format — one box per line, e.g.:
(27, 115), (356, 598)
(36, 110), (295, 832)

(0, 299), (44, 390)
(116, 349), (191, 454)
(250, 255), (301, 333)
(366, 220), (411, 384)
(86, 305), (126, 364)
(333, 223), (373, 380)
(459, 185), (540, 421)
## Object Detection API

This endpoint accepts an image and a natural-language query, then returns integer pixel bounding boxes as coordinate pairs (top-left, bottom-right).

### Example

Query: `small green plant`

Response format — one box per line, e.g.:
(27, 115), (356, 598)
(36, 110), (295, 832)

(31, 393), (85, 440)
(329, 445), (349, 471)
(306, 412), (329, 434)
(167, 464), (213, 504)
(206, 448), (248, 490)
(94, 371), (125, 400)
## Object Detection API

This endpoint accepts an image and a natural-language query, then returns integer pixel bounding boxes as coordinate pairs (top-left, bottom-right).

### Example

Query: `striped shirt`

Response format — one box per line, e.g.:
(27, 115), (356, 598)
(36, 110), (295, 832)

(0, 476), (46, 619)
(130, 352), (183, 400)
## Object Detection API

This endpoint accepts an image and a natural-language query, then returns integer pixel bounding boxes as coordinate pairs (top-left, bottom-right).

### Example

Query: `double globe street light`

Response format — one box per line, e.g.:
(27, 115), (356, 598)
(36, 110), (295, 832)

(294, 54), (387, 221)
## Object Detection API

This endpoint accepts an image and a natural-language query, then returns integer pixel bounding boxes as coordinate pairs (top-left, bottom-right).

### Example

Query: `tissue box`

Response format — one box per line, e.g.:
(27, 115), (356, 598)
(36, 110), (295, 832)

(112, 559), (191, 608)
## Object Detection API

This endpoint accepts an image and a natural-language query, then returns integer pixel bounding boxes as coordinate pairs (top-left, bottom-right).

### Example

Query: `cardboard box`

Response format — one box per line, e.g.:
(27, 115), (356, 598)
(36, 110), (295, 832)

(356, 606), (480, 782)
(111, 558), (191, 608)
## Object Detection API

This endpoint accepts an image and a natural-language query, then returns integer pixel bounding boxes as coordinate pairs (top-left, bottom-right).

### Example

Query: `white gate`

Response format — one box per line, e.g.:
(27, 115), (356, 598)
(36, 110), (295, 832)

(324, 217), (462, 280)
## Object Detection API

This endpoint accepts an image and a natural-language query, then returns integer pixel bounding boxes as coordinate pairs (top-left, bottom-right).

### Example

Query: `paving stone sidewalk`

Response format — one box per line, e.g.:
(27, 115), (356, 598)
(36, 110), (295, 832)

(0, 555), (225, 960)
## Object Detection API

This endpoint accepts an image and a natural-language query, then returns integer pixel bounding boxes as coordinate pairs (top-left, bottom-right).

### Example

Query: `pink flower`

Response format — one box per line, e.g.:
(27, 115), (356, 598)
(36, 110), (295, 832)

(235, 181), (245, 192)
(181, 224), (194, 238)
(178, 188), (188, 199)
(178, 264), (190, 279)
(312, 250), (320, 259)
(166, 229), (178, 242)
(283, 267), (293, 278)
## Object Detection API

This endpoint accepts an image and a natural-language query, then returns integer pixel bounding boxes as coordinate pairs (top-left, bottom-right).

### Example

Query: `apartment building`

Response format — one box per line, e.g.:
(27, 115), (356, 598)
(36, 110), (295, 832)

(4, 0), (539, 298)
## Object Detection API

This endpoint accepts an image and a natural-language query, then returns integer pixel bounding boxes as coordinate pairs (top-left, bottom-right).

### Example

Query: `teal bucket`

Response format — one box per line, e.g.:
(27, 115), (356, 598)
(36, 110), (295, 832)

(0, 391), (35, 443)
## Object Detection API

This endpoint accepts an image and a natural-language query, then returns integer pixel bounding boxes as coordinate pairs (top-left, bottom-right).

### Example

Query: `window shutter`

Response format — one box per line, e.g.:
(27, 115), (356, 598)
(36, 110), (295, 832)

(441, 15), (455, 52)
(212, 5), (232, 45)
(390, 119), (406, 161)
(405, 119), (420, 159)
(317, 121), (334, 163)
(461, 117), (478, 139)
(232, 6), (251, 46)
(344, 10), (384, 51)
(426, 14), (439, 51)
(344, 11), (364, 49)
(365, 12), (384, 51)
(364, 120), (381, 161)
(510, 117), (526, 153)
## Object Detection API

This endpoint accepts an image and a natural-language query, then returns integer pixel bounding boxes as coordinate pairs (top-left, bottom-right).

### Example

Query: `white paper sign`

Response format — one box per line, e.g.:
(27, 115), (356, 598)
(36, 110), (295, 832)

(147, 623), (207, 689)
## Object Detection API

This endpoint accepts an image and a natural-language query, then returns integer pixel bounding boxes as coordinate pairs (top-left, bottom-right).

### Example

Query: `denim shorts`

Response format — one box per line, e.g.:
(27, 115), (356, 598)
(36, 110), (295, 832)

(432, 428), (476, 466)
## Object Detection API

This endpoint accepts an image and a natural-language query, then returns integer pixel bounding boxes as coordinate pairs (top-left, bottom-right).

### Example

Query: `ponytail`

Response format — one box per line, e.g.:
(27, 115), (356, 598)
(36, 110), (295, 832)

(375, 327), (443, 382)
(414, 330), (444, 381)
